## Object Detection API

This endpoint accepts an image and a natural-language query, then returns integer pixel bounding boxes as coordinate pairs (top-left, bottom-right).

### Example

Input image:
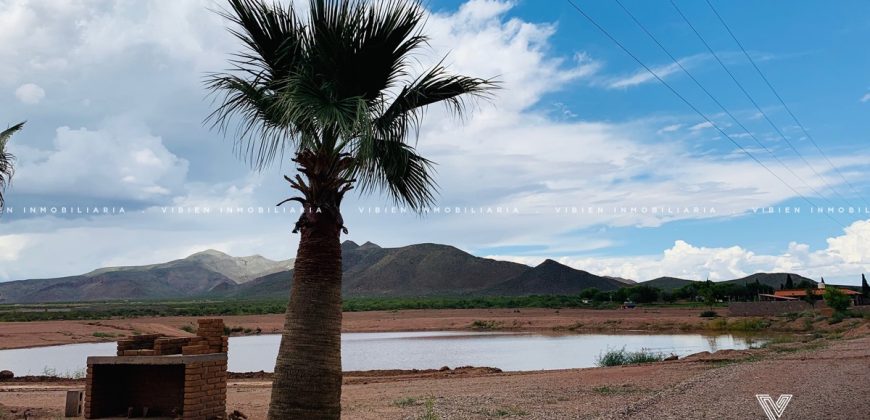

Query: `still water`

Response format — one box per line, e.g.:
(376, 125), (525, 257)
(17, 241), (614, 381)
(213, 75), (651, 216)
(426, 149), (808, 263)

(0, 331), (759, 376)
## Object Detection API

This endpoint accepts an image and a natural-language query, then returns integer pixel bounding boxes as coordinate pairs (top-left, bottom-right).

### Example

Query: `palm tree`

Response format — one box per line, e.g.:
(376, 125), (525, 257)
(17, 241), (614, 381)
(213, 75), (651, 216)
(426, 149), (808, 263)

(0, 122), (25, 213)
(206, 1), (495, 418)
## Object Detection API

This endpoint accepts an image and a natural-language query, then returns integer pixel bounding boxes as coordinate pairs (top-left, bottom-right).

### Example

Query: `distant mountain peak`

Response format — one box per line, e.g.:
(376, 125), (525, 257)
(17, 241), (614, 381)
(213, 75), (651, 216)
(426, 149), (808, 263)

(536, 259), (563, 268)
(341, 240), (360, 251)
(359, 241), (381, 250)
(188, 249), (232, 258)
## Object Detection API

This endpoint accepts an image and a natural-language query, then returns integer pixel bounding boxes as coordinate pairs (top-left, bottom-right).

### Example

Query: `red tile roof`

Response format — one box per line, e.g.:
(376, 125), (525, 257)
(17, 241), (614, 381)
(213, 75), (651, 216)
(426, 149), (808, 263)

(774, 288), (861, 297)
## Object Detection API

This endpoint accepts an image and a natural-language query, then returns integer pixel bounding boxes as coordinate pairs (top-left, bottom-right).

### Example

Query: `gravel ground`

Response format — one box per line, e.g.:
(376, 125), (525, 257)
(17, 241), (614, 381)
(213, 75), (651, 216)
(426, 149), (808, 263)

(2, 334), (867, 419)
(609, 336), (870, 420)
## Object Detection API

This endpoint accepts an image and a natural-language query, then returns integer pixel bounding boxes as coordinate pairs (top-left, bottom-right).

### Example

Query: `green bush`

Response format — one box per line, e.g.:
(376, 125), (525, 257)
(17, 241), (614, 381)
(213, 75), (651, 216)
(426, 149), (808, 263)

(699, 310), (718, 318)
(595, 347), (666, 367)
(470, 320), (502, 330)
(824, 288), (850, 313)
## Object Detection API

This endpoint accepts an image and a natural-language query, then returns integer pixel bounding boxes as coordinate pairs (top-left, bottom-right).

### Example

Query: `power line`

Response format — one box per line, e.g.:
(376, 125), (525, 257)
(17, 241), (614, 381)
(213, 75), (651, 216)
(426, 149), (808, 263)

(611, 0), (841, 211)
(563, 0), (845, 228)
(669, 0), (861, 209)
(703, 0), (869, 208)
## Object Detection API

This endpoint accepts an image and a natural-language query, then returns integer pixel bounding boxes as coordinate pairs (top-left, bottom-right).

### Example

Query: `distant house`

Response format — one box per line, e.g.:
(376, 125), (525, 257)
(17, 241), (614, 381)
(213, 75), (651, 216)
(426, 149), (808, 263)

(763, 278), (864, 305)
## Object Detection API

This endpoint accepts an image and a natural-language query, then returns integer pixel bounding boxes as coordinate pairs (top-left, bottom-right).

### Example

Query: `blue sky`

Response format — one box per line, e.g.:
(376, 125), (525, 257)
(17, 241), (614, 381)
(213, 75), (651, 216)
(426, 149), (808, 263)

(1, 0), (868, 285)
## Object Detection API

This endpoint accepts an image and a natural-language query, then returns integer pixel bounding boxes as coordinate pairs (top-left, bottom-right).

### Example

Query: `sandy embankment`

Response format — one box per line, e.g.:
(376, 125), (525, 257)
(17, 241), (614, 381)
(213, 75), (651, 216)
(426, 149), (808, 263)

(0, 307), (722, 350)
(2, 333), (868, 419)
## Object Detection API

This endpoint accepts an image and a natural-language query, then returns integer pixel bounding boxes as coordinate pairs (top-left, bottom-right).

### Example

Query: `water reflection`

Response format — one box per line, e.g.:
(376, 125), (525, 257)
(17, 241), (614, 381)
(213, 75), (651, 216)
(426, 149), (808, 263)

(0, 331), (760, 377)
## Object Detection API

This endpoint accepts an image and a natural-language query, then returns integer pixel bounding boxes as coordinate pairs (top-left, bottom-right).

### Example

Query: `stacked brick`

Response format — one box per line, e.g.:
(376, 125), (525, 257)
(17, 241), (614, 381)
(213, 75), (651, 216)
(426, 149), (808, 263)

(114, 319), (228, 356)
(116, 334), (163, 356)
(183, 319), (229, 355)
(183, 358), (229, 419)
(85, 318), (229, 420)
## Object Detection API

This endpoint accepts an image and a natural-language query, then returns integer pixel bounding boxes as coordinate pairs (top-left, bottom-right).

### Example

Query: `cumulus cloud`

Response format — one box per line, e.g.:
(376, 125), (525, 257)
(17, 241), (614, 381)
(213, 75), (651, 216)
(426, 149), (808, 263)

(12, 120), (188, 202)
(14, 83), (45, 104)
(420, 0), (601, 112)
(489, 218), (870, 285)
(0, 0), (868, 285)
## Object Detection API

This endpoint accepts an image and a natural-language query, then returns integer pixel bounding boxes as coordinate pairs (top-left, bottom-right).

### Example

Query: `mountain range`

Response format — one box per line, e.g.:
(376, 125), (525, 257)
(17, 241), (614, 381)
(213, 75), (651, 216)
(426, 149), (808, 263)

(0, 240), (818, 303)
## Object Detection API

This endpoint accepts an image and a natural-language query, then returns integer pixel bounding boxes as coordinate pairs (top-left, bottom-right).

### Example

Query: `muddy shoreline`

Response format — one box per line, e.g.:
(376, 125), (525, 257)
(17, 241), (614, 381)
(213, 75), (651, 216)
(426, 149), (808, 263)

(2, 333), (867, 419)
(0, 307), (812, 351)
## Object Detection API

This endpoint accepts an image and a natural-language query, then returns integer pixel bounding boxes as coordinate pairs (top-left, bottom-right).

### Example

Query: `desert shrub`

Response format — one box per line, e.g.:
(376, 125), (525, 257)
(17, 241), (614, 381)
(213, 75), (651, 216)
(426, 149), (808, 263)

(393, 397), (417, 407)
(699, 310), (718, 318)
(728, 318), (770, 331)
(420, 398), (439, 420)
(781, 312), (800, 321)
(824, 288), (850, 313)
(596, 347), (665, 367)
(707, 317), (769, 331)
(470, 320), (502, 330)
(828, 312), (846, 325)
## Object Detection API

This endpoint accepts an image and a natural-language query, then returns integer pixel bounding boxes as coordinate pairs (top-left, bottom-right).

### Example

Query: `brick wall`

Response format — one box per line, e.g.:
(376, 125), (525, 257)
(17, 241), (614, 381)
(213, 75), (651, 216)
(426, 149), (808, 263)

(85, 318), (228, 420)
(728, 301), (820, 316)
(183, 359), (228, 419)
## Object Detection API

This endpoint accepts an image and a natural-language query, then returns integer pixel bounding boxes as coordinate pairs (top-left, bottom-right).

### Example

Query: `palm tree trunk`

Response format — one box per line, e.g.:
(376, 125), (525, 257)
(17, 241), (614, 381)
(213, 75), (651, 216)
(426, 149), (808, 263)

(268, 211), (343, 419)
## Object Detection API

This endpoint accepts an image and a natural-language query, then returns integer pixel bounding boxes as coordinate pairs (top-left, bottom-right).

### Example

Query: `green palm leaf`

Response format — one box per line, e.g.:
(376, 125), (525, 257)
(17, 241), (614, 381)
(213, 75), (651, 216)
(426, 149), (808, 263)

(0, 121), (25, 212)
(206, 0), (496, 210)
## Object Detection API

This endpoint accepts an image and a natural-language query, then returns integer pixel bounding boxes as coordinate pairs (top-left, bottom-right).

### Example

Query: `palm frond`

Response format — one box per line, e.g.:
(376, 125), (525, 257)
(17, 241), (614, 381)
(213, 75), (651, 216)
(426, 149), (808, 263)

(205, 0), (308, 169)
(207, 0), (498, 212)
(352, 64), (495, 210)
(308, 0), (427, 102)
(378, 62), (498, 136)
(1, 121), (25, 212)
(352, 136), (437, 210)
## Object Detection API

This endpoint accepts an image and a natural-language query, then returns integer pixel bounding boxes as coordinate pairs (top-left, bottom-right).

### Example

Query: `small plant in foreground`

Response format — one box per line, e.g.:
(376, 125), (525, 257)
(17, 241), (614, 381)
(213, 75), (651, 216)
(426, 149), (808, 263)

(393, 397), (418, 408)
(420, 398), (439, 420)
(595, 347), (666, 367)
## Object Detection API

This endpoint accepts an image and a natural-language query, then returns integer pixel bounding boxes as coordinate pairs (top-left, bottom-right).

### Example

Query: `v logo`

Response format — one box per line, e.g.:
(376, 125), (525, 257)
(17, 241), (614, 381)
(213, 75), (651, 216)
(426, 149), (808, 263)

(755, 394), (793, 420)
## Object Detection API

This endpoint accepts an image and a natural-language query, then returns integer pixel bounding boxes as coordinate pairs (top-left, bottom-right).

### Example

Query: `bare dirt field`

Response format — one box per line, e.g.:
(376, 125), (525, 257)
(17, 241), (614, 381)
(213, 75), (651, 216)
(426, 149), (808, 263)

(2, 333), (867, 419)
(0, 307), (731, 350)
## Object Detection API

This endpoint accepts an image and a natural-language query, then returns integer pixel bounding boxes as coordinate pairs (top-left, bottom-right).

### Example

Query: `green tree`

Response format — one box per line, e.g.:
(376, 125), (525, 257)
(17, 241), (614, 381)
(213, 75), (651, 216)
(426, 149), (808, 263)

(579, 288), (600, 300)
(784, 274), (794, 289)
(824, 287), (850, 313)
(803, 284), (817, 308)
(206, 1), (494, 418)
(0, 122), (25, 213)
(795, 279), (815, 289)
(862, 274), (869, 298)
(626, 285), (660, 303)
(700, 285), (716, 309)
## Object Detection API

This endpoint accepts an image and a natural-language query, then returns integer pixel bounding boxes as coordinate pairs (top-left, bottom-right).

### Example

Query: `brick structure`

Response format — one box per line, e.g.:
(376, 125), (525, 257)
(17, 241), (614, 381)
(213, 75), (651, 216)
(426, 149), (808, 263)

(84, 319), (228, 419)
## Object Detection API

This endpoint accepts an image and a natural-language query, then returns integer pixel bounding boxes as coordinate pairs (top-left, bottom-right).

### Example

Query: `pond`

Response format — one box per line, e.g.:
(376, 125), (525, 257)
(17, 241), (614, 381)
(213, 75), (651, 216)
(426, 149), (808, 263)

(0, 331), (761, 377)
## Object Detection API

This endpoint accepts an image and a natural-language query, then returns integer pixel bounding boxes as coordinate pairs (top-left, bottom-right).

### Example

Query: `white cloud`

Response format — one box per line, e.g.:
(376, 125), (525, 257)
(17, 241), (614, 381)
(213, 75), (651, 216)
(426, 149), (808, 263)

(0, 0), (868, 286)
(689, 121), (714, 131)
(12, 119), (189, 202)
(861, 92), (870, 103)
(603, 54), (707, 90)
(489, 218), (870, 285)
(14, 83), (45, 104)
(422, 0), (601, 112)
(658, 124), (682, 133)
